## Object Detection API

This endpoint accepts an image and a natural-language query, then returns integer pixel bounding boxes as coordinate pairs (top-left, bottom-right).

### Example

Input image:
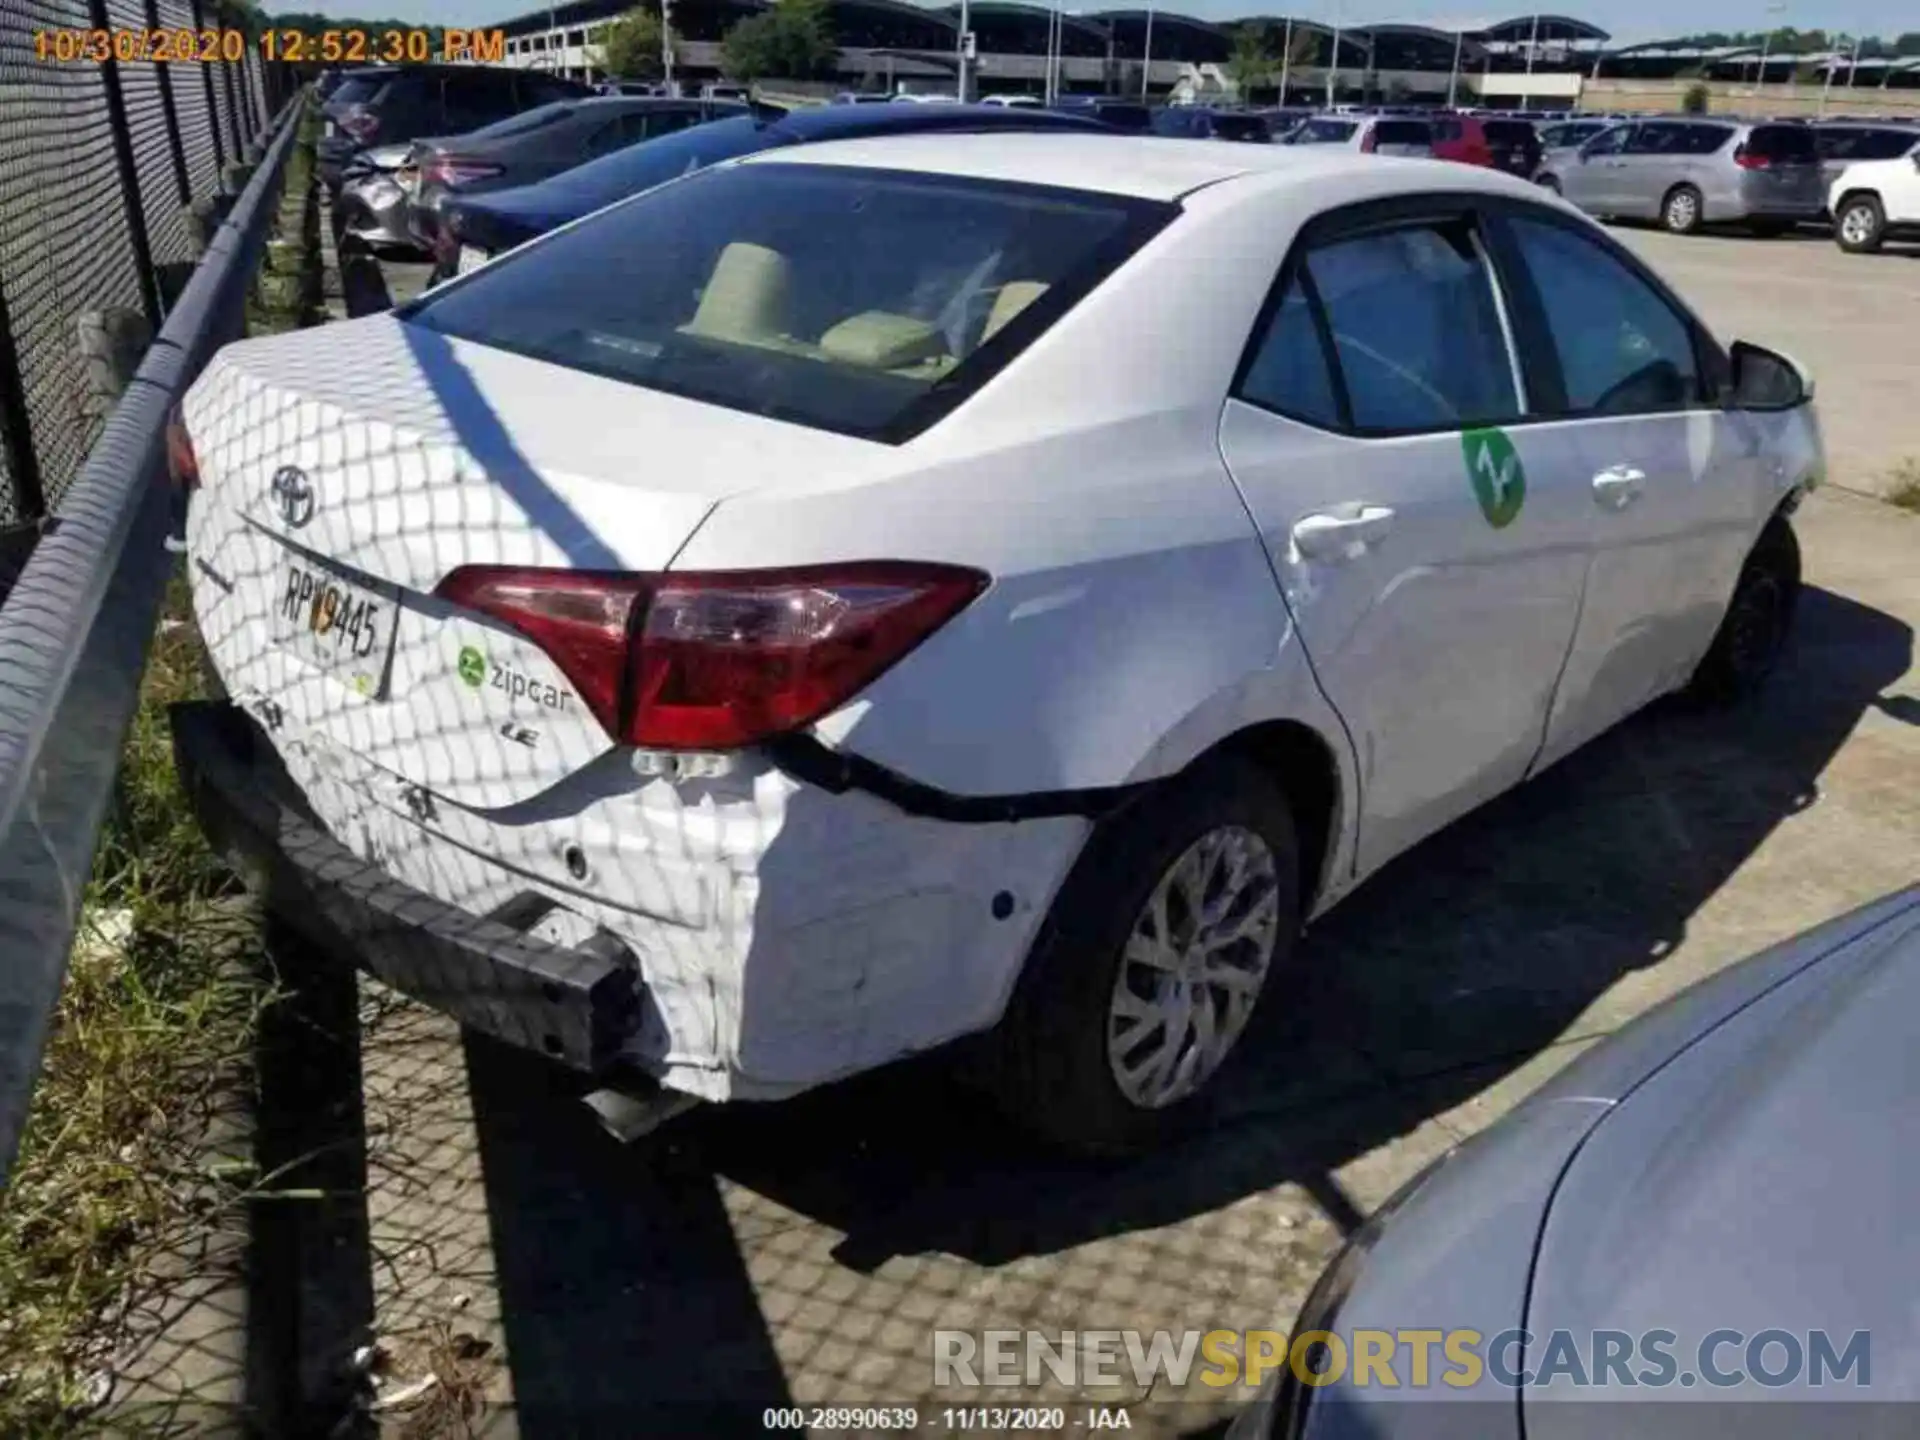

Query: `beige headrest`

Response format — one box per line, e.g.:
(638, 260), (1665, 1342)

(982, 281), (1048, 342)
(684, 242), (791, 343)
(819, 311), (946, 370)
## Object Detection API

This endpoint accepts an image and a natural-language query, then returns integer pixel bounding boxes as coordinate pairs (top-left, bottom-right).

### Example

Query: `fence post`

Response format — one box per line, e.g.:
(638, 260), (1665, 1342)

(144, 0), (193, 206)
(85, 0), (163, 332)
(0, 278), (44, 522)
(191, 0), (227, 172)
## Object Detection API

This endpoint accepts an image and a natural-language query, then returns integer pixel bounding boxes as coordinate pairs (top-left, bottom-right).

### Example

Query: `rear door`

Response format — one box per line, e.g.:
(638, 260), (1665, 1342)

(1487, 204), (1756, 769)
(1561, 122), (1630, 211)
(1218, 198), (1593, 875)
(1618, 120), (1689, 218)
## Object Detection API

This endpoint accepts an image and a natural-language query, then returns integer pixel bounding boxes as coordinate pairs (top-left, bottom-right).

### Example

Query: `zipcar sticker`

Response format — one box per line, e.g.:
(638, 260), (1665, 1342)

(1462, 426), (1526, 529)
(457, 645), (487, 687)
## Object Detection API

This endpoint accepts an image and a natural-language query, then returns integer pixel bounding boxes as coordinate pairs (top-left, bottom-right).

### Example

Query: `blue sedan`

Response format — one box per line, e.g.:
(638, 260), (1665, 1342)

(434, 101), (1112, 276)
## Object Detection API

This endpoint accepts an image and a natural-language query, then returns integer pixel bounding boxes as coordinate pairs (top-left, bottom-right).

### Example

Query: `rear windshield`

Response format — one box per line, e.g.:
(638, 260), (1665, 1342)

(1292, 118), (1357, 143)
(1212, 114), (1271, 142)
(332, 75), (389, 106)
(464, 103), (577, 141)
(1373, 120), (1432, 145)
(1482, 120), (1536, 145)
(1746, 124), (1817, 161)
(406, 165), (1172, 442)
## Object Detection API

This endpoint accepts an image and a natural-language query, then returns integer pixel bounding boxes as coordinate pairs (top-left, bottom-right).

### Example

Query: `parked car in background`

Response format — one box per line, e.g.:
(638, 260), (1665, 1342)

(1284, 114), (1433, 157)
(599, 80), (679, 98)
(1428, 113), (1493, 167)
(1229, 886), (1920, 1440)
(1812, 121), (1920, 198)
(1828, 144), (1920, 252)
(1535, 116), (1615, 180)
(1051, 95), (1154, 131)
(1152, 107), (1272, 142)
(979, 94), (1044, 108)
(1481, 115), (1544, 177)
(175, 136), (1819, 1154)
(336, 141), (427, 254)
(434, 101), (1110, 277)
(403, 97), (747, 251)
(702, 82), (750, 102)
(833, 90), (895, 104)
(1541, 118), (1824, 234)
(318, 64), (590, 188)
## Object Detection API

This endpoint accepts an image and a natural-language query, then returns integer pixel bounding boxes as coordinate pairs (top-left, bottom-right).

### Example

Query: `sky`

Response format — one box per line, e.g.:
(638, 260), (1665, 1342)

(288, 0), (1918, 48)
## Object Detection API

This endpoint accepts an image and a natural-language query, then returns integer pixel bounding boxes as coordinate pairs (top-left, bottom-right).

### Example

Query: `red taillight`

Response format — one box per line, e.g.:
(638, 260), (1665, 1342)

(1734, 147), (1770, 170)
(423, 156), (504, 189)
(433, 562), (987, 751)
(340, 109), (381, 143)
(165, 405), (199, 491)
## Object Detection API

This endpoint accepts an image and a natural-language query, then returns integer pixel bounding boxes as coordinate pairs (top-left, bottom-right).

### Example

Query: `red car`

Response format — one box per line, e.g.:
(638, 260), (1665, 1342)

(1429, 114), (1494, 167)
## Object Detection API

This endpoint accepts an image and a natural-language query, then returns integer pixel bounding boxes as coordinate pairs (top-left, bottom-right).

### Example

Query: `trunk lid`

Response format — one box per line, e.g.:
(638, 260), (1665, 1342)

(181, 313), (892, 810)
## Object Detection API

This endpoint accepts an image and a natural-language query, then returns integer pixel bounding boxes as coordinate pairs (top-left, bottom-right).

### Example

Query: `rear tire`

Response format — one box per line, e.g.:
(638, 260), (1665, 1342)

(987, 756), (1302, 1156)
(1687, 517), (1800, 705)
(1834, 194), (1886, 254)
(1662, 184), (1704, 235)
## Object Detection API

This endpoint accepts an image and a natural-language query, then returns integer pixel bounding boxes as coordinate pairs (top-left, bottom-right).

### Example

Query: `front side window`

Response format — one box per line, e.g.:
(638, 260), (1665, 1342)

(1505, 214), (1702, 415)
(407, 165), (1171, 441)
(1584, 124), (1630, 157)
(1292, 118), (1358, 144)
(1302, 223), (1519, 432)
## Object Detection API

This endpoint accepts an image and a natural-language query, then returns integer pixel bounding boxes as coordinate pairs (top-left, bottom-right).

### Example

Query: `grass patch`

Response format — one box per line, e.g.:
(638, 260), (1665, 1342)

(1886, 457), (1920, 515)
(0, 576), (274, 1433)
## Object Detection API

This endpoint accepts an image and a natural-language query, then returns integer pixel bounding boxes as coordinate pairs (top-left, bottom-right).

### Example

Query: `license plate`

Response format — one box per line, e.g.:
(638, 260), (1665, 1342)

(275, 559), (399, 696)
(457, 245), (489, 276)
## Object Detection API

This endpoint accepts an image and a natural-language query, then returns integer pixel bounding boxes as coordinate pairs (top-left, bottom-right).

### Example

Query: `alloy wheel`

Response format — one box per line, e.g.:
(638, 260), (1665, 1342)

(1106, 825), (1281, 1110)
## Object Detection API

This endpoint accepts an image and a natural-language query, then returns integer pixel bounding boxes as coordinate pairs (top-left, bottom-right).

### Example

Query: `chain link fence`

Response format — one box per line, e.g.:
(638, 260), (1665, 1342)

(0, 0), (290, 520)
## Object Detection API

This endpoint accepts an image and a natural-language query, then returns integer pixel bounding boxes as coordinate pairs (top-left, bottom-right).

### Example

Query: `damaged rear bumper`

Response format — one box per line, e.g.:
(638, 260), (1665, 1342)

(170, 699), (642, 1073)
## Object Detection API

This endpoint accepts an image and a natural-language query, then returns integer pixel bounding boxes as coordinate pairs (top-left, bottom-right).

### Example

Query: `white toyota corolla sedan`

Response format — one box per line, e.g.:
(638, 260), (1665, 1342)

(171, 134), (1822, 1153)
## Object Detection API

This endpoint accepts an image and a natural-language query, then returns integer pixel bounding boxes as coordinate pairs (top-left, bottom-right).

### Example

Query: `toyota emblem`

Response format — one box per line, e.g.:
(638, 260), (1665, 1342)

(270, 465), (315, 528)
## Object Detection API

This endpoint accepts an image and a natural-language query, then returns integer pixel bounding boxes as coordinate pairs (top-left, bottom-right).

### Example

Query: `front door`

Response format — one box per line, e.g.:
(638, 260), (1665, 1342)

(1562, 123), (1632, 213)
(1488, 206), (1759, 770)
(1218, 202), (1593, 877)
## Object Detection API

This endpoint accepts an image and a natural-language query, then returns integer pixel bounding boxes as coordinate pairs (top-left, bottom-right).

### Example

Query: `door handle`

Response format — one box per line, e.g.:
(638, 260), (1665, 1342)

(1591, 465), (1646, 509)
(1290, 504), (1396, 561)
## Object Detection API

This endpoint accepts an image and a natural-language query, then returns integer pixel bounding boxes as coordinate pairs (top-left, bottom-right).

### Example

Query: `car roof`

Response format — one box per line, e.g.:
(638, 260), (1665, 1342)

(746, 131), (1523, 203)
(771, 102), (1097, 139)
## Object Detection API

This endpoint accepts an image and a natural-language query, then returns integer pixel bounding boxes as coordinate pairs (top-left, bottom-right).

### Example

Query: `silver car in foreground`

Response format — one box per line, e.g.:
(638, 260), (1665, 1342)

(1231, 883), (1920, 1440)
(1542, 118), (1825, 234)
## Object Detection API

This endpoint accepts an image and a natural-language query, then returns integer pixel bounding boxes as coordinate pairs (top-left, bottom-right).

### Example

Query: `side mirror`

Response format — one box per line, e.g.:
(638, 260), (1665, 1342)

(1729, 340), (1813, 411)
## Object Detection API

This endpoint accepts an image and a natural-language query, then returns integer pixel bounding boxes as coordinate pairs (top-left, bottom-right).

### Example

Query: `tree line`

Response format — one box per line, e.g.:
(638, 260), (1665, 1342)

(595, 0), (837, 83)
(1666, 29), (1920, 58)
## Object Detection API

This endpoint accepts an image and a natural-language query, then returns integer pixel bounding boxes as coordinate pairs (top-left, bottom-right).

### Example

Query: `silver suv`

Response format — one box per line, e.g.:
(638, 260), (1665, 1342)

(1541, 118), (1824, 235)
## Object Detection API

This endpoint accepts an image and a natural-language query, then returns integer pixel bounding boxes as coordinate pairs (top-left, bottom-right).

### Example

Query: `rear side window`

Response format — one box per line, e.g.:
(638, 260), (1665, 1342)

(1237, 219), (1520, 434)
(1294, 118), (1357, 144)
(470, 103), (575, 140)
(1432, 118), (1462, 140)
(1373, 120), (1431, 146)
(1505, 215), (1701, 415)
(1483, 120), (1535, 146)
(1680, 124), (1734, 155)
(407, 166), (1173, 442)
(1745, 125), (1818, 162)
(1238, 282), (1341, 429)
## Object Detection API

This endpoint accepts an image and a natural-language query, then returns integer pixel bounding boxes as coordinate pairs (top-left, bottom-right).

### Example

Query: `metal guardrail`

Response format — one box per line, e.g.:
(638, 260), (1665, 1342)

(0, 92), (306, 1185)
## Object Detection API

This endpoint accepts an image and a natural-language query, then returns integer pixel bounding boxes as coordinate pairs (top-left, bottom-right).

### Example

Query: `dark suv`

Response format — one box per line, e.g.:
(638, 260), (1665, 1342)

(319, 65), (592, 187)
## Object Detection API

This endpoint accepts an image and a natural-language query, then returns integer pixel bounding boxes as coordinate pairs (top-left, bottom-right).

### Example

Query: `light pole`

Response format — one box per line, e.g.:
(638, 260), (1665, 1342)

(1753, 2), (1786, 98)
(1518, 12), (1540, 108)
(1278, 15), (1294, 103)
(1140, 4), (1154, 99)
(956, 0), (969, 101)
(660, 0), (674, 86)
(1446, 26), (1462, 107)
(1326, 0), (1343, 107)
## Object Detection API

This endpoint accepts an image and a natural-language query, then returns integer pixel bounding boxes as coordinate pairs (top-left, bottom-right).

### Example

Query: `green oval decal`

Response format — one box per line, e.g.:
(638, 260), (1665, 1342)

(1462, 426), (1526, 529)
(457, 645), (487, 688)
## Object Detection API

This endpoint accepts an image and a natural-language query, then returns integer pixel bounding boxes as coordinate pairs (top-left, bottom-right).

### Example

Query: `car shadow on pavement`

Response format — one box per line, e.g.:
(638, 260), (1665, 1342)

(451, 581), (1910, 1434)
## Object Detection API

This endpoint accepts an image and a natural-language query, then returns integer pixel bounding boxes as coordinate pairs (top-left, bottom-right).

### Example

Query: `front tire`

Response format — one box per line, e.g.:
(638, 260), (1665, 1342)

(1662, 184), (1704, 235)
(1834, 194), (1886, 254)
(987, 756), (1302, 1155)
(1687, 517), (1801, 705)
